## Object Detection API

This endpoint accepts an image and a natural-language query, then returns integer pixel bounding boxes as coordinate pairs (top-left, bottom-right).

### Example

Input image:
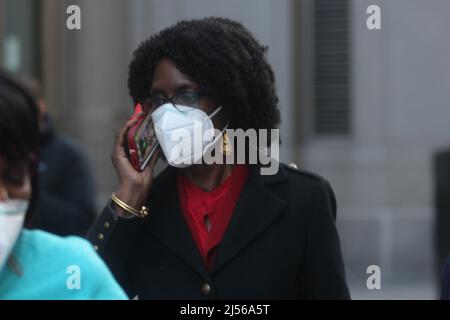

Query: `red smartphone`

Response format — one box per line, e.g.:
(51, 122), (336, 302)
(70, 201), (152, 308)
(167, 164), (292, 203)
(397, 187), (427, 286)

(126, 104), (159, 171)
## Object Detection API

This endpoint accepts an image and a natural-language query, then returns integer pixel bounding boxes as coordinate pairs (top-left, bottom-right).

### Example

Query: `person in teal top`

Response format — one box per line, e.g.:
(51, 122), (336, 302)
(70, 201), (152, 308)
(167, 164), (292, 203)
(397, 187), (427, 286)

(0, 229), (127, 300)
(0, 70), (127, 300)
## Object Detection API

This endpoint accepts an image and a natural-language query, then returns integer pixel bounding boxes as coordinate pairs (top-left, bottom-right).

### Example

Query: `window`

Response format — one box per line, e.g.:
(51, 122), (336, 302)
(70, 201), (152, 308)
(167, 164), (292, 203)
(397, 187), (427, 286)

(313, 0), (351, 135)
(1, 0), (41, 77)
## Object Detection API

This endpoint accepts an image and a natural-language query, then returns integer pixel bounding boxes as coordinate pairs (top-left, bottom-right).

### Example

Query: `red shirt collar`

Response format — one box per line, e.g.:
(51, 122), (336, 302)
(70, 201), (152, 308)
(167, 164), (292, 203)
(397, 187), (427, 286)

(177, 165), (250, 268)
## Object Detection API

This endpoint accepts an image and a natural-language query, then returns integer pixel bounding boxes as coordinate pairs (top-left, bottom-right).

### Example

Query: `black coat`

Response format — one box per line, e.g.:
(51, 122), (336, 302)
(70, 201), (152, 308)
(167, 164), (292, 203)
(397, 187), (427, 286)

(434, 150), (450, 279)
(88, 163), (350, 299)
(442, 255), (450, 299)
(34, 121), (96, 236)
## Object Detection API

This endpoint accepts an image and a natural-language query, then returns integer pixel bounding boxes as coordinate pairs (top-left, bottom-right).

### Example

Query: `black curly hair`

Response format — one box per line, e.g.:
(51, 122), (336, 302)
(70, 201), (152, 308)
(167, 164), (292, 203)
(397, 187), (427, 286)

(128, 17), (280, 132)
(0, 70), (40, 226)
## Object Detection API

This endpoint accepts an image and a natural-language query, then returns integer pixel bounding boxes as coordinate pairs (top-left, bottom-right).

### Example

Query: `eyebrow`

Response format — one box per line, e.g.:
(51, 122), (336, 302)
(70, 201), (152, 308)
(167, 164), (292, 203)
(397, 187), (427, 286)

(150, 83), (199, 96)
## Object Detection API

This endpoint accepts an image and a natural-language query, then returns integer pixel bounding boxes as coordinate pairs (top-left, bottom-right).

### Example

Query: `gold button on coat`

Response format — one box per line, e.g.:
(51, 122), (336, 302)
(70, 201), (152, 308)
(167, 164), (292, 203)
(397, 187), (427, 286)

(201, 283), (211, 295)
(288, 163), (298, 169)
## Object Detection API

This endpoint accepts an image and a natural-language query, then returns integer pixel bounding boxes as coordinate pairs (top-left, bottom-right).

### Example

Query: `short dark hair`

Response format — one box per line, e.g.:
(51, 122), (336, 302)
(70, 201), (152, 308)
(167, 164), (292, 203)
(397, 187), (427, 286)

(0, 70), (40, 225)
(128, 17), (281, 132)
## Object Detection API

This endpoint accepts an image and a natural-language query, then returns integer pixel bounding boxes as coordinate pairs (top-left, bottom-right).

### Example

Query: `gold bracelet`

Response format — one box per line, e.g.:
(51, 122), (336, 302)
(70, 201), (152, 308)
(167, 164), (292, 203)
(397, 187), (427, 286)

(111, 193), (149, 218)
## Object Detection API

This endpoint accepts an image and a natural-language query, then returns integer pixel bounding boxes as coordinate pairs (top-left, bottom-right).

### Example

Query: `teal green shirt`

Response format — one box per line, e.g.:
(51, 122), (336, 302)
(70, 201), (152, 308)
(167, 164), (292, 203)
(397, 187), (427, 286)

(0, 229), (127, 300)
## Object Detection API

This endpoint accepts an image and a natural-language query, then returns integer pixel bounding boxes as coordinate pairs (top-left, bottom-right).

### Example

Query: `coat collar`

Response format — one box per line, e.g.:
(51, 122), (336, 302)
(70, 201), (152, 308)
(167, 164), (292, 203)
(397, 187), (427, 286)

(210, 164), (287, 274)
(144, 163), (288, 279)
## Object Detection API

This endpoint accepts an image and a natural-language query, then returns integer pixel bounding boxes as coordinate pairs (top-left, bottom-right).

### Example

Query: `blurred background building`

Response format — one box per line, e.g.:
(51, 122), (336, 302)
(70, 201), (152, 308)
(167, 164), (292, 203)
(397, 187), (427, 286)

(1, 0), (450, 299)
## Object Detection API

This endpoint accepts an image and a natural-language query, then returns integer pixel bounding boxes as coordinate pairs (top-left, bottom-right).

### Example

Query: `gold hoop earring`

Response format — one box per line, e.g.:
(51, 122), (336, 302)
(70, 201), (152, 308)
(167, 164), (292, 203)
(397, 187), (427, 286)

(221, 131), (232, 155)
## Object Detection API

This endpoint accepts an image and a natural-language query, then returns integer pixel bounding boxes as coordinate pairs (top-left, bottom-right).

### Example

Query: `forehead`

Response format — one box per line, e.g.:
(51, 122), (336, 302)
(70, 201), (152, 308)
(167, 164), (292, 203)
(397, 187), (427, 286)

(151, 58), (199, 93)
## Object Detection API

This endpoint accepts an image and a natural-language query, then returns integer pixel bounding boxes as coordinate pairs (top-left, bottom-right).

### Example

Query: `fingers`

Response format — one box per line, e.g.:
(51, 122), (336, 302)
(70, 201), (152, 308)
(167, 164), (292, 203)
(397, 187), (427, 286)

(115, 118), (139, 152)
(130, 111), (144, 121)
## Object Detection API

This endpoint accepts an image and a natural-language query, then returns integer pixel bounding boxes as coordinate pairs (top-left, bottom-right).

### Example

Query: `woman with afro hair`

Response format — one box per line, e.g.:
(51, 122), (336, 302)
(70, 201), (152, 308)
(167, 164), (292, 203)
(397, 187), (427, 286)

(89, 17), (350, 300)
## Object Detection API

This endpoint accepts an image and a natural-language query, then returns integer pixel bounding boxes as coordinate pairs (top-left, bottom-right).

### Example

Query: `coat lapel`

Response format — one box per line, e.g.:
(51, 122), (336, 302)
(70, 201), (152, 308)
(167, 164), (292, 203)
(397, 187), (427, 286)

(143, 164), (289, 278)
(211, 164), (288, 274)
(144, 167), (211, 281)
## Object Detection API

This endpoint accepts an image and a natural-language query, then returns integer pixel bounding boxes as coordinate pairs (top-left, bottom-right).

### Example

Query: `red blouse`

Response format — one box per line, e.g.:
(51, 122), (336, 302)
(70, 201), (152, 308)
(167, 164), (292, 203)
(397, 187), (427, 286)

(177, 165), (250, 269)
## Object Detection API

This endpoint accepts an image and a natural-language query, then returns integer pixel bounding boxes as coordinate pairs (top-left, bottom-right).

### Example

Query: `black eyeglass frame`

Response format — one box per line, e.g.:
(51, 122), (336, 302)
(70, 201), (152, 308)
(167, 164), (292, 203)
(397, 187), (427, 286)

(141, 91), (205, 112)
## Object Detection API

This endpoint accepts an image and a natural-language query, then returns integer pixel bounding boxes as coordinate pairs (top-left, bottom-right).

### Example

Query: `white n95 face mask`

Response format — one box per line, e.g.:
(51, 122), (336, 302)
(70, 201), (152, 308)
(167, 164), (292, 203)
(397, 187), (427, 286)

(151, 103), (226, 168)
(0, 199), (28, 270)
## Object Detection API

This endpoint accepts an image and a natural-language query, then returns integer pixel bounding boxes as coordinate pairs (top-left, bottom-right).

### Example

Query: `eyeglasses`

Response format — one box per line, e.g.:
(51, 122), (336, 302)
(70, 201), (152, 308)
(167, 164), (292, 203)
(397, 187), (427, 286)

(142, 91), (203, 112)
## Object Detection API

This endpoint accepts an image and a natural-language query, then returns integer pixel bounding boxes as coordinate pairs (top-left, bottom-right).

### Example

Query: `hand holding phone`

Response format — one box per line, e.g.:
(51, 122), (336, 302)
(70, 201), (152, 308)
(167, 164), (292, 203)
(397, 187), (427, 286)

(109, 104), (161, 217)
(126, 104), (160, 171)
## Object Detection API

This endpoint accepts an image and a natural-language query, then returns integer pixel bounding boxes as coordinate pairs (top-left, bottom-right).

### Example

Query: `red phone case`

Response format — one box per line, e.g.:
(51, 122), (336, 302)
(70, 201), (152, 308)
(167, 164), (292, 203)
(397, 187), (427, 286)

(127, 104), (145, 171)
